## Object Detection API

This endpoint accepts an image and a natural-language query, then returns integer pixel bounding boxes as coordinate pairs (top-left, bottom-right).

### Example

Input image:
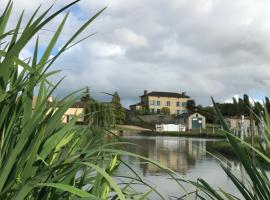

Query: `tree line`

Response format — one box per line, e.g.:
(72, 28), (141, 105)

(81, 87), (126, 126)
(194, 94), (267, 124)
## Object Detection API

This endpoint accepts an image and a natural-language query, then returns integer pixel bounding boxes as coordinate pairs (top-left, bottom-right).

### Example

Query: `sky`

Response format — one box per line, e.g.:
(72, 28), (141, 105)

(2, 0), (270, 107)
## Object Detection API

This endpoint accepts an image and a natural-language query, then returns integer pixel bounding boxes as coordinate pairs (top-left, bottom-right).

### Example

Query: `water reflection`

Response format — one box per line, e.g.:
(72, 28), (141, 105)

(117, 136), (244, 199)
(122, 136), (216, 175)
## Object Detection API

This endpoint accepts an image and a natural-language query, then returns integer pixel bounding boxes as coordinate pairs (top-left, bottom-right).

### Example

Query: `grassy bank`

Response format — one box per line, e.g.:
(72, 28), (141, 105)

(207, 137), (270, 160)
(115, 124), (226, 138)
(136, 130), (226, 138)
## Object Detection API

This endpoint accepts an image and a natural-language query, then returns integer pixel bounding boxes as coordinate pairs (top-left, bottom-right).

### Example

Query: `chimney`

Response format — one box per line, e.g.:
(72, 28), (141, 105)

(144, 90), (148, 95)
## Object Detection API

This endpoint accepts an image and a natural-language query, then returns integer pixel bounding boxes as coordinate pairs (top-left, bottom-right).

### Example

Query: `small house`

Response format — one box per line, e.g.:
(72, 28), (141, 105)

(224, 116), (255, 136)
(177, 112), (206, 130)
(62, 102), (86, 124)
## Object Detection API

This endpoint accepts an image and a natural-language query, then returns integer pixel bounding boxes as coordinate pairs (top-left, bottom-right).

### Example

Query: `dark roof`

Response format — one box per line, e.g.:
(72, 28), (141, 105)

(177, 113), (191, 119)
(130, 102), (142, 106)
(224, 116), (250, 120)
(140, 91), (190, 98)
(177, 112), (204, 119)
(71, 101), (87, 108)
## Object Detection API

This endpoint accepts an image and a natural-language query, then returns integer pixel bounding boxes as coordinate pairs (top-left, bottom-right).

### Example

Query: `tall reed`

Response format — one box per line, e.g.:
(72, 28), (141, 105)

(0, 1), (148, 199)
(189, 97), (270, 200)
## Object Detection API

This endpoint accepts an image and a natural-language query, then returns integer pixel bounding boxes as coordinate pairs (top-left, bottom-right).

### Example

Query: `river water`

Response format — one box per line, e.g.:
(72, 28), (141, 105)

(115, 135), (242, 199)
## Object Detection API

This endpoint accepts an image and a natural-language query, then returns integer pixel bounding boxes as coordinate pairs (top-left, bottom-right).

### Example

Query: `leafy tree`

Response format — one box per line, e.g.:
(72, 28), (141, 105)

(187, 99), (196, 112)
(266, 97), (270, 113)
(197, 105), (219, 124)
(161, 107), (170, 115)
(81, 87), (91, 102)
(80, 88), (115, 127)
(232, 97), (239, 116)
(111, 92), (126, 125)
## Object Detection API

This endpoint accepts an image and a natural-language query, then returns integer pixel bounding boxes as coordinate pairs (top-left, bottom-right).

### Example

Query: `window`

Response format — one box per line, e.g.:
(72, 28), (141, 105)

(166, 101), (171, 106)
(151, 108), (155, 113)
(157, 109), (161, 114)
(177, 110), (181, 115)
(151, 100), (155, 105)
(157, 101), (160, 106)
(182, 102), (187, 107)
(176, 102), (180, 107)
(181, 110), (188, 114)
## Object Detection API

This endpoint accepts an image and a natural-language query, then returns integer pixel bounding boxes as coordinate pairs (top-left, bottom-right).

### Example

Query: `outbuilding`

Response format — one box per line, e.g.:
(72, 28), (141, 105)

(177, 112), (206, 130)
(156, 124), (186, 132)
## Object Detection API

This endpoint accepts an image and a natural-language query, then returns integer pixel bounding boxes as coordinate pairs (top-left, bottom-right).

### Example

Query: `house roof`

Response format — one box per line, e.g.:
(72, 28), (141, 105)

(130, 102), (142, 107)
(177, 112), (204, 119)
(224, 116), (251, 120)
(71, 101), (88, 108)
(140, 91), (190, 98)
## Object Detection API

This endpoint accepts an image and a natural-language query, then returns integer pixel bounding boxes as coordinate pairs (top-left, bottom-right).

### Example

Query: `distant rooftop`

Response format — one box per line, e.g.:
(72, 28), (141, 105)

(130, 102), (142, 106)
(71, 101), (87, 108)
(140, 91), (190, 98)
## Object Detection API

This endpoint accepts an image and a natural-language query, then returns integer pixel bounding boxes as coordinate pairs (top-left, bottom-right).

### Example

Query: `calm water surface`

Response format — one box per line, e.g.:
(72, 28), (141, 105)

(115, 135), (242, 199)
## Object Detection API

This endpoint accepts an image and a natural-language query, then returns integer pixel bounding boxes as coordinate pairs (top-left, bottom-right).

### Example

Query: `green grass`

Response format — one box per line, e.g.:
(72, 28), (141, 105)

(0, 2), (172, 199)
(187, 97), (270, 199)
(137, 130), (226, 138)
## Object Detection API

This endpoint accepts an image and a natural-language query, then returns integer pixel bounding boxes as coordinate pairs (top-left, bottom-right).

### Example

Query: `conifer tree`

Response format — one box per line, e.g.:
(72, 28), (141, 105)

(111, 92), (126, 125)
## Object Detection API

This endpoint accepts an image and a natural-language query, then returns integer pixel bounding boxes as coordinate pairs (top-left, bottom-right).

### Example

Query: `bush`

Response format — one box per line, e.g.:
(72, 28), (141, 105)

(161, 107), (170, 115)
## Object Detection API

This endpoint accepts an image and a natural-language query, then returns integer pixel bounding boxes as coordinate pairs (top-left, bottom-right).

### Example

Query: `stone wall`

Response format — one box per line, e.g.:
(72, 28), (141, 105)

(128, 113), (177, 124)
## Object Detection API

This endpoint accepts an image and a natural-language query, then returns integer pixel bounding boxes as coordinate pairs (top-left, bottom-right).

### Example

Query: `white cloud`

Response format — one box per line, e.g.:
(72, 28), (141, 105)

(113, 28), (149, 47)
(89, 42), (126, 58)
(3, 0), (270, 107)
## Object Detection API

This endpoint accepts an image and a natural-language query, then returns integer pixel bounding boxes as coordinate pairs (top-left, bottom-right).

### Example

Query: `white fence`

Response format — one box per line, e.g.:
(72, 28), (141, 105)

(156, 124), (186, 132)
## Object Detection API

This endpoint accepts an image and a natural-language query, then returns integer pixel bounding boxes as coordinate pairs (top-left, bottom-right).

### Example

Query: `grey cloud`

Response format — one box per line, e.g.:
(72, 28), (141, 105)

(4, 0), (270, 106)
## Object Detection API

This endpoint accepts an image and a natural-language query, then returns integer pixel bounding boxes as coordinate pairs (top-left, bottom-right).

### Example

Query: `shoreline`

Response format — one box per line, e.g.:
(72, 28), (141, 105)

(112, 127), (226, 139)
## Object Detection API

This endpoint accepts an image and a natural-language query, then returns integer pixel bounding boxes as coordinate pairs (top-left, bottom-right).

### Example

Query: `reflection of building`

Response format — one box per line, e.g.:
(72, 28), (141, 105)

(130, 90), (190, 115)
(124, 137), (207, 175)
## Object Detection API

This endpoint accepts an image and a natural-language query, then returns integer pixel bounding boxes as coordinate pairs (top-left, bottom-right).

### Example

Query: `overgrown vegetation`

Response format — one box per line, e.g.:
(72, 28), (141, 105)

(111, 92), (126, 125)
(0, 1), (175, 199)
(187, 97), (270, 199)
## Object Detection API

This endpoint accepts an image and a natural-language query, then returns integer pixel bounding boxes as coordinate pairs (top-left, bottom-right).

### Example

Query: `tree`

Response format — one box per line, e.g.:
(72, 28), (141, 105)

(81, 87), (91, 102)
(232, 97), (239, 116)
(161, 107), (170, 115)
(111, 92), (126, 125)
(266, 97), (270, 113)
(187, 99), (196, 112)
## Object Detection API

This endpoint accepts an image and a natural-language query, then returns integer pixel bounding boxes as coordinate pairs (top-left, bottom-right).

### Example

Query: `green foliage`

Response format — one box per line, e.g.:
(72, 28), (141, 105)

(0, 2), (160, 199)
(80, 88), (115, 128)
(81, 86), (91, 102)
(111, 92), (126, 124)
(87, 101), (116, 128)
(161, 107), (170, 115)
(187, 99), (196, 112)
(190, 97), (270, 199)
(197, 105), (219, 124)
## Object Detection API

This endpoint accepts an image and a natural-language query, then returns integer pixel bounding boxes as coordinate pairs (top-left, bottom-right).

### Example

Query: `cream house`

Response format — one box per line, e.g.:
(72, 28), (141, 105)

(62, 102), (86, 124)
(130, 90), (191, 115)
(32, 96), (86, 124)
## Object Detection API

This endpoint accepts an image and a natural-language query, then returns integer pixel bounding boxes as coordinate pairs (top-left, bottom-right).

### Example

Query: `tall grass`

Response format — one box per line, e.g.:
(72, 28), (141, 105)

(0, 1), (155, 199)
(188, 97), (270, 200)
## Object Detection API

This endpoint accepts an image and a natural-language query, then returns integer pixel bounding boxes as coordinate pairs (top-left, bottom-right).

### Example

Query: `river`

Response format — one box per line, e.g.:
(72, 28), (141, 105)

(115, 135), (242, 199)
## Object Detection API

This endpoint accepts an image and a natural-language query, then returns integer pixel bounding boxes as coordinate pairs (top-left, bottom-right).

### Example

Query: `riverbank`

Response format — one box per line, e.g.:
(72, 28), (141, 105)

(207, 137), (270, 160)
(112, 125), (226, 139)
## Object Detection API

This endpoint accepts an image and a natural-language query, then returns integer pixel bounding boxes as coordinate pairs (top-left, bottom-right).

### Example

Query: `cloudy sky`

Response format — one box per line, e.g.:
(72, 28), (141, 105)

(3, 0), (270, 107)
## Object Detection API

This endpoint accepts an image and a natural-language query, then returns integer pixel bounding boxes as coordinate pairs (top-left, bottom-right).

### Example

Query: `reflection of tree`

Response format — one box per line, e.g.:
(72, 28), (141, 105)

(123, 137), (208, 175)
